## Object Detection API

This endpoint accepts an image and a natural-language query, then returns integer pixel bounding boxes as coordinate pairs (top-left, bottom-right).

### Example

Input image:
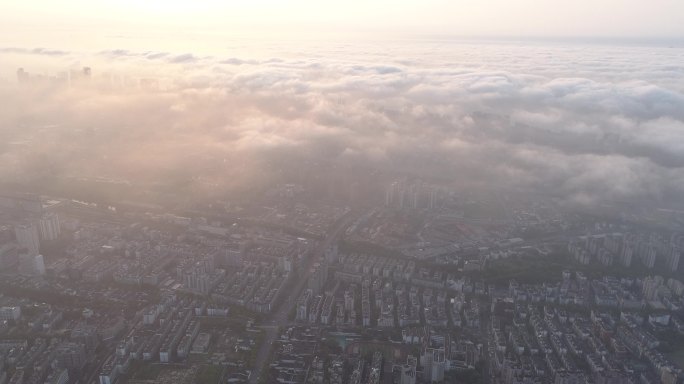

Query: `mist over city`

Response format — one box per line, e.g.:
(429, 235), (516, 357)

(1, 2), (684, 384)
(3, 40), (684, 209)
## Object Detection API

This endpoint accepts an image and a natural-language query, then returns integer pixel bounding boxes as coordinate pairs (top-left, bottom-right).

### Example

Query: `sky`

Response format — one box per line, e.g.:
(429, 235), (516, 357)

(1, 0), (684, 46)
(1, 1), (684, 208)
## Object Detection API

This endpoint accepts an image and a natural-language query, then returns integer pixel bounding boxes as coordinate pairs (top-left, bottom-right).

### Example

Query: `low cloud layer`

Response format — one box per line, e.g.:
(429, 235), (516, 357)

(1, 40), (684, 207)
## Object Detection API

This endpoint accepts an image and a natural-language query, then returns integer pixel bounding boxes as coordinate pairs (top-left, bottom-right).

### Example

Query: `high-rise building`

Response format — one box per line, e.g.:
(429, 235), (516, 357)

(325, 245), (339, 264)
(0, 306), (21, 321)
(71, 323), (99, 353)
(344, 289), (355, 311)
(642, 276), (664, 301)
(17, 68), (29, 83)
(308, 262), (327, 294)
(184, 265), (211, 294)
(44, 369), (69, 384)
(620, 239), (634, 268)
(45, 368), (69, 384)
(38, 212), (61, 241)
(14, 223), (40, 256)
(296, 289), (312, 321)
(428, 188), (437, 210)
(0, 193), (43, 214)
(641, 245), (657, 269)
(597, 248), (613, 266)
(386, 182), (398, 207)
(54, 342), (87, 370)
(666, 244), (681, 272)
(421, 347), (446, 383)
(386, 181), (441, 210)
(18, 253), (45, 276)
(0, 243), (19, 271)
(399, 355), (417, 384)
(604, 233), (623, 254)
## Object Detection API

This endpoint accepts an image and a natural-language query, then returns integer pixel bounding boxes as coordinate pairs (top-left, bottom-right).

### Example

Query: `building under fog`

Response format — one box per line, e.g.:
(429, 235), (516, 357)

(14, 222), (40, 256)
(38, 212), (61, 241)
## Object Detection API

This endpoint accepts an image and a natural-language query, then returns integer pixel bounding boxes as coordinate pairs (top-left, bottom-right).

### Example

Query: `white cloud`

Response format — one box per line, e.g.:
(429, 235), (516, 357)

(2, 40), (684, 205)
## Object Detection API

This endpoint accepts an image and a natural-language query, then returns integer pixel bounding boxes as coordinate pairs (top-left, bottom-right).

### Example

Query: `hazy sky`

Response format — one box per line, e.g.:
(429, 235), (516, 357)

(1, 0), (684, 45)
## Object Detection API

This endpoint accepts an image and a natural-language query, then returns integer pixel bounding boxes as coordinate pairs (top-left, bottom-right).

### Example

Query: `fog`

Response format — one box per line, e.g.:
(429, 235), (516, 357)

(2, 39), (684, 208)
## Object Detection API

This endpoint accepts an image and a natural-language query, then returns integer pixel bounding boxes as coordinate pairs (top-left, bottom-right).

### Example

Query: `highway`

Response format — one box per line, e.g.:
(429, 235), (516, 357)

(248, 211), (358, 384)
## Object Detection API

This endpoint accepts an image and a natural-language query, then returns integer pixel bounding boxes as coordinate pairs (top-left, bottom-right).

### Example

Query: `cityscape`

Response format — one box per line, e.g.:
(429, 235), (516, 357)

(2, 1), (684, 384)
(0, 178), (683, 384)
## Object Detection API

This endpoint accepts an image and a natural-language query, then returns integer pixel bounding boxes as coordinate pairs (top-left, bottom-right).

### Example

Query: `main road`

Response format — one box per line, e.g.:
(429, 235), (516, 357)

(248, 210), (358, 384)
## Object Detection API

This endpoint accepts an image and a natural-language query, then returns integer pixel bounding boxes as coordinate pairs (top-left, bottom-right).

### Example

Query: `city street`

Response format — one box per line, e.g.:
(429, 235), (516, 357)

(248, 211), (357, 384)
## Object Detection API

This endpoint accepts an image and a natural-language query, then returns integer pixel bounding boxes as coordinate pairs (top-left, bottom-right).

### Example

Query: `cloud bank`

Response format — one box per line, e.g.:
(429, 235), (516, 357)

(1, 40), (684, 207)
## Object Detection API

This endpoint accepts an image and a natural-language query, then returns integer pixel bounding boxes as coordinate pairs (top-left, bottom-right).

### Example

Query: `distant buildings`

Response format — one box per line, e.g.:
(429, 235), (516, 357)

(642, 276), (664, 301)
(14, 222), (40, 256)
(18, 252), (46, 276)
(16, 68), (29, 83)
(665, 244), (680, 272)
(183, 265), (212, 295)
(296, 289), (313, 321)
(0, 306), (21, 321)
(642, 245), (657, 269)
(0, 243), (19, 270)
(0, 193), (43, 214)
(620, 240), (634, 267)
(44, 369), (69, 384)
(569, 232), (682, 272)
(54, 342), (87, 370)
(14, 66), (168, 92)
(308, 262), (327, 294)
(399, 355), (417, 384)
(38, 212), (61, 241)
(179, 255), (220, 295)
(385, 180), (441, 210)
(421, 346), (446, 383)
